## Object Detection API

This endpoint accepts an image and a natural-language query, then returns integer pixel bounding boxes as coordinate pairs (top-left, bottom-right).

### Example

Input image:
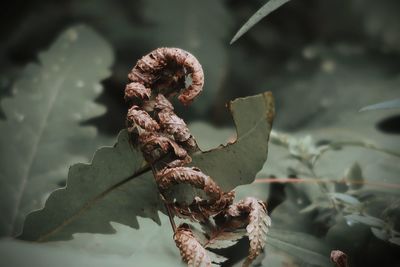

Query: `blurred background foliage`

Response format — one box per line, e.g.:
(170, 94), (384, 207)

(1, 0), (400, 266)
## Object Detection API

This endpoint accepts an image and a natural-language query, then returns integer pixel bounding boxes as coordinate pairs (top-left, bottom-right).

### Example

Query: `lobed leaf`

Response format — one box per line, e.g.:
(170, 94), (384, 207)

(19, 92), (275, 241)
(0, 25), (114, 237)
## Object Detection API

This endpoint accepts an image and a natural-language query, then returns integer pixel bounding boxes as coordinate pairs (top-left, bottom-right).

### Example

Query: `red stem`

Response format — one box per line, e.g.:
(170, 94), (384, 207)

(255, 178), (400, 189)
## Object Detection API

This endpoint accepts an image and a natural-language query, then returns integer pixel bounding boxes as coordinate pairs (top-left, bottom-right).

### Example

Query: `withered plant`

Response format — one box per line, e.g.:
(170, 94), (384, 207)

(124, 47), (271, 267)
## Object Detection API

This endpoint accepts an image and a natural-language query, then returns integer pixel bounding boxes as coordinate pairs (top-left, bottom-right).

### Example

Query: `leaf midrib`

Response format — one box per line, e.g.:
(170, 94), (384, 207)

(9, 63), (73, 235)
(36, 165), (151, 242)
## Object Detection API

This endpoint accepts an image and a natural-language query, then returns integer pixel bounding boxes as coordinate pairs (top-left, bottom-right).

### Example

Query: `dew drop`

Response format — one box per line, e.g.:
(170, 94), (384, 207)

(67, 29), (78, 42)
(321, 59), (336, 73)
(76, 80), (85, 88)
(92, 84), (102, 94)
(12, 87), (19, 95)
(52, 64), (60, 72)
(73, 113), (82, 120)
(14, 112), (25, 122)
(95, 57), (103, 65)
(302, 46), (317, 60)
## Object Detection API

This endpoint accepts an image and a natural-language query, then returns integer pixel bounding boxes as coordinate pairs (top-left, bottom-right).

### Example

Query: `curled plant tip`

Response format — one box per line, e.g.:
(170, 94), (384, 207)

(175, 224), (212, 267)
(155, 94), (197, 150)
(126, 106), (160, 134)
(173, 190), (235, 222)
(154, 94), (174, 111)
(128, 47), (204, 106)
(124, 82), (151, 102)
(206, 191), (236, 215)
(330, 250), (349, 267)
(125, 48), (270, 266)
(138, 132), (188, 164)
(227, 198), (271, 267)
(158, 107), (195, 145)
(157, 167), (222, 200)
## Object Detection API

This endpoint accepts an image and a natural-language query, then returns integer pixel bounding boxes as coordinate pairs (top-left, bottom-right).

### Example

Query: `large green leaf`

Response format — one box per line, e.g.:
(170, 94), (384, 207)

(0, 217), (185, 267)
(19, 92), (274, 241)
(0, 25), (114, 237)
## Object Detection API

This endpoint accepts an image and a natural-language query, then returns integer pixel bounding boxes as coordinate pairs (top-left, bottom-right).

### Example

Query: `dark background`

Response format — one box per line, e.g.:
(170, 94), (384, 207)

(2, 0), (399, 135)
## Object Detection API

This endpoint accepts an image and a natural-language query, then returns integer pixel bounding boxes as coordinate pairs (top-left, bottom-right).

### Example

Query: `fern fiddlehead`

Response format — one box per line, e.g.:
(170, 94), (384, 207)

(125, 47), (271, 267)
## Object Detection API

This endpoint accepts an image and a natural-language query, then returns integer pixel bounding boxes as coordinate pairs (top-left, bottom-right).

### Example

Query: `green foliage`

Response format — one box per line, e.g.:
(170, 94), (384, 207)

(230, 0), (292, 44)
(19, 92), (274, 242)
(0, 25), (114, 237)
(0, 217), (185, 267)
(360, 98), (400, 112)
(265, 229), (331, 267)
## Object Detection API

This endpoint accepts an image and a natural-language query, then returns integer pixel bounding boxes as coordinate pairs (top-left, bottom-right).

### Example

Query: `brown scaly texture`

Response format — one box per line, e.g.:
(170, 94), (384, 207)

(124, 47), (270, 267)
(126, 105), (159, 134)
(227, 198), (271, 267)
(330, 250), (349, 267)
(127, 47), (204, 105)
(154, 94), (197, 150)
(174, 224), (211, 267)
(124, 82), (151, 103)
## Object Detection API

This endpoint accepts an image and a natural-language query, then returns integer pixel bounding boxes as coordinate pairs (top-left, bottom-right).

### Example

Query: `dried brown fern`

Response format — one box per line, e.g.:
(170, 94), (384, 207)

(124, 47), (271, 266)
(227, 198), (272, 267)
(175, 224), (212, 267)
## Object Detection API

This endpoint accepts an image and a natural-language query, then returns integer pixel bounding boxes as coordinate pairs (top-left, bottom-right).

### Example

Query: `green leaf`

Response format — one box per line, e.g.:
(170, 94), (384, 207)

(0, 25), (114, 237)
(329, 193), (361, 206)
(359, 98), (400, 112)
(19, 131), (162, 241)
(370, 227), (389, 241)
(343, 162), (364, 190)
(230, 0), (292, 44)
(191, 92), (275, 191)
(0, 217), (185, 267)
(389, 237), (400, 246)
(19, 92), (275, 241)
(265, 228), (331, 267)
(188, 122), (235, 152)
(344, 214), (385, 228)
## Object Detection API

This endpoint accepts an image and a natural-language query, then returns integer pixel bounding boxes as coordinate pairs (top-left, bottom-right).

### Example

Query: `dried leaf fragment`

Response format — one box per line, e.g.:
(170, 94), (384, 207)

(330, 250), (349, 267)
(124, 82), (151, 102)
(175, 224), (211, 267)
(158, 167), (221, 199)
(138, 132), (188, 164)
(228, 197), (271, 267)
(126, 105), (160, 134)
